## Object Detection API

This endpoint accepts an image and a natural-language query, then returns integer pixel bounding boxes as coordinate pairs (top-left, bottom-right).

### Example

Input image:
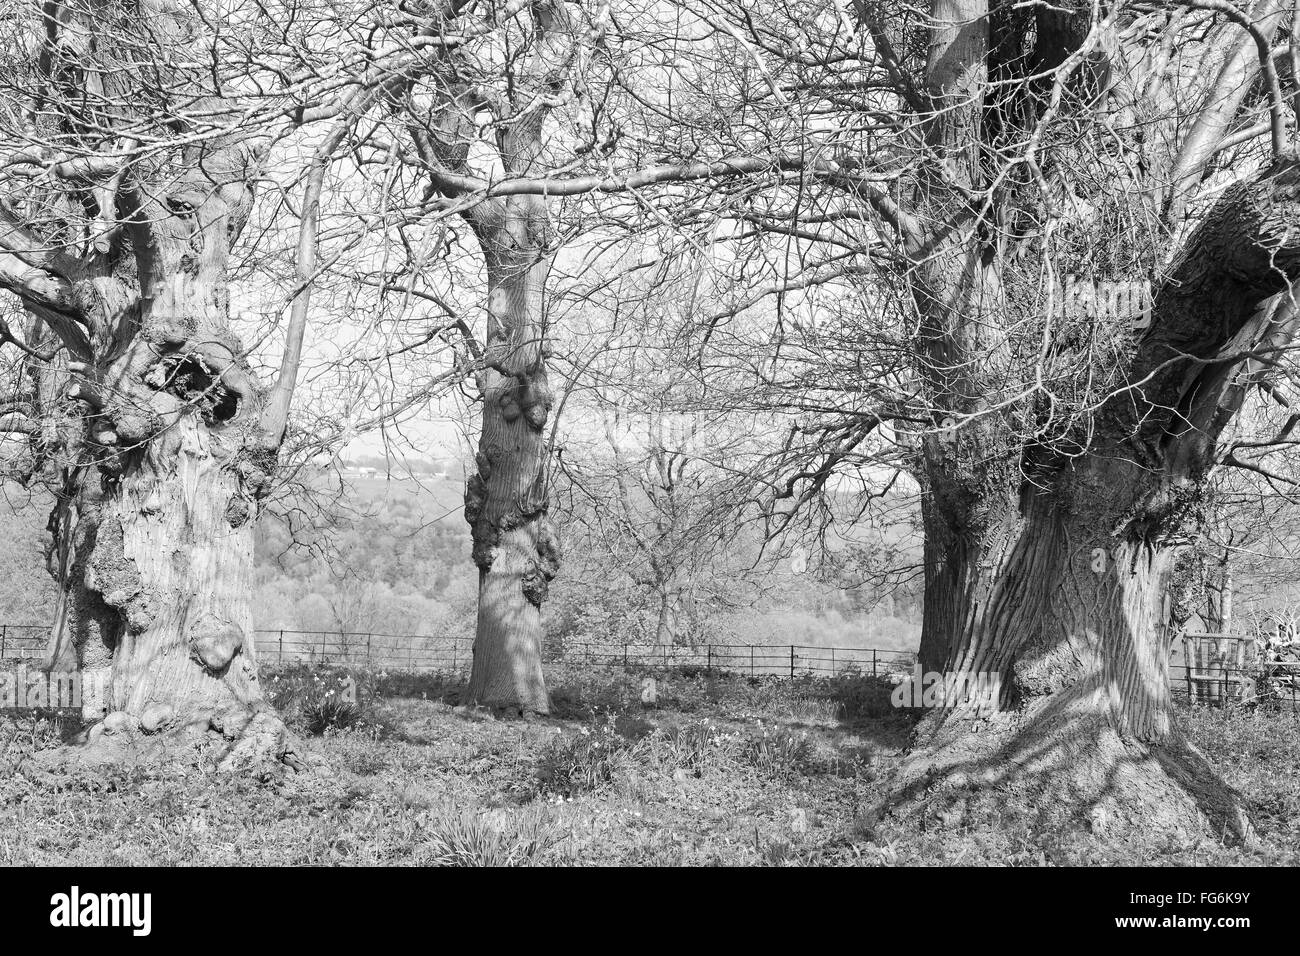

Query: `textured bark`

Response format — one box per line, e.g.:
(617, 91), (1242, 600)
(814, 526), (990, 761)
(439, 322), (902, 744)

(921, 445), (1175, 715)
(0, 0), (305, 770)
(38, 267), (290, 767)
(899, 445), (1254, 838)
(463, 200), (559, 713)
(896, 146), (1300, 838)
(100, 415), (263, 717)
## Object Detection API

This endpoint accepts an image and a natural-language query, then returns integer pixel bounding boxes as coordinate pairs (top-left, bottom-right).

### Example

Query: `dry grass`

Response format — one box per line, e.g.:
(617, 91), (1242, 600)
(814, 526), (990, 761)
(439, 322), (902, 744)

(0, 664), (1295, 866)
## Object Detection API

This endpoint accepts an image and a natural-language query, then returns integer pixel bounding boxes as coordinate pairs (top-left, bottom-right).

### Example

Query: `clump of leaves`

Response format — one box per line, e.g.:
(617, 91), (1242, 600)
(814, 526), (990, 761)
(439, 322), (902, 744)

(264, 664), (368, 735)
(760, 836), (797, 866)
(302, 697), (362, 735)
(784, 694), (844, 723)
(743, 727), (814, 779)
(828, 671), (899, 721)
(665, 722), (720, 775)
(421, 808), (561, 866)
(645, 720), (738, 777)
(536, 714), (638, 797)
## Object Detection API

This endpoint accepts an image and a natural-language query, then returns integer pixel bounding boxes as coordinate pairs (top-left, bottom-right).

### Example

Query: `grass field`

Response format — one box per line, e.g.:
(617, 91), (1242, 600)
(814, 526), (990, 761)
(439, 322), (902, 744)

(1, 664), (1297, 865)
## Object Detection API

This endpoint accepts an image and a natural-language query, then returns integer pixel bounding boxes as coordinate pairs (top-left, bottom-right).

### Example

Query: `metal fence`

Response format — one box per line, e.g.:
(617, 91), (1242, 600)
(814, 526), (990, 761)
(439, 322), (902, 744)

(1166, 660), (1300, 710)
(0, 623), (915, 679)
(2, 622), (1296, 708)
(566, 641), (917, 678)
(1, 624), (43, 662)
(0, 624), (477, 672)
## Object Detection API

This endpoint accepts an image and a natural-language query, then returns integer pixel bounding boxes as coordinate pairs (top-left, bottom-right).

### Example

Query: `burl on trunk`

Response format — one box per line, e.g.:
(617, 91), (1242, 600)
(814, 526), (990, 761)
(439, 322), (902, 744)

(463, 201), (559, 715)
(0, 0), (307, 770)
(39, 222), (297, 769)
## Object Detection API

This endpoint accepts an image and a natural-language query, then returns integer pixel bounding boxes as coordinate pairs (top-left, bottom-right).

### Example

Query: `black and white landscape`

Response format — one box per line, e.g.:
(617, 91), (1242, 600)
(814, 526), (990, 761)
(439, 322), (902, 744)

(0, 0), (1298, 876)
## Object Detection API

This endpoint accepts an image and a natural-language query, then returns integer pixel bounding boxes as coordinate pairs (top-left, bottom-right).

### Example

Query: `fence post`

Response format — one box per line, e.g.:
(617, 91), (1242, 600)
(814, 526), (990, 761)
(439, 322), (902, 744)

(278, 629), (284, 663)
(1, 624), (6, 660)
(707, 645), (712, 672)
(831, 647), (835, 675)
(872, 649), (878, 678)
(452, 640), (458, 673)
(366, 633), (372, 667)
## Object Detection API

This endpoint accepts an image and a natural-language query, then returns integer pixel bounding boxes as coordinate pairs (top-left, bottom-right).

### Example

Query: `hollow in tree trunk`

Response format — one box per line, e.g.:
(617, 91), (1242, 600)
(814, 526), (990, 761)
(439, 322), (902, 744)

(35, 268), (297, 771)
(0, 0), (306, 770)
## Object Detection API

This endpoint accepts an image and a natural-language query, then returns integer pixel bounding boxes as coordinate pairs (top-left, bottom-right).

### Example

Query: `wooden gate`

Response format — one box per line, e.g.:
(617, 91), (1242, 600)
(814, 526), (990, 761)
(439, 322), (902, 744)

(1176, 633), (1256, 704)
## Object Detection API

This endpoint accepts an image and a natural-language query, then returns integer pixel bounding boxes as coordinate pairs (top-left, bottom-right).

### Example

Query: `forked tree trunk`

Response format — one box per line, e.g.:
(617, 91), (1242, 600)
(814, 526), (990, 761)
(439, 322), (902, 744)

(896, 160), (1300, 843)
(463, 201), (558, 713)
(409, 0), (576, 713)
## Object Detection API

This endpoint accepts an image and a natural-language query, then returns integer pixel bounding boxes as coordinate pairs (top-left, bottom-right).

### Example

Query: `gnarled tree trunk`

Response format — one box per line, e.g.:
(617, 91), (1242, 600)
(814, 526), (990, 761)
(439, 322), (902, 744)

(0, 0), (307, 769)
(896, 160), (1300, 841)
(36, 219), (291, 767)
(407, 1), (578, 714)
(907, 455), (1230, 837)
(463, 201), (558, 714)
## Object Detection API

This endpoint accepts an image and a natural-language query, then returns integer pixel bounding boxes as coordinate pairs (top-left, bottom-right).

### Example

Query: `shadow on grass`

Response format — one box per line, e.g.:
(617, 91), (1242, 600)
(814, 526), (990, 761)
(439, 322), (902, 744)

(545, 662), (919, 751)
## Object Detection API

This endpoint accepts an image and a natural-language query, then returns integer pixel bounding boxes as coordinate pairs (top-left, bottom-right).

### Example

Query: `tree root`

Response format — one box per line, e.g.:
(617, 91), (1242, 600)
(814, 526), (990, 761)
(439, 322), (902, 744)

(207, 705), (317, 773)
(869, 705), (1255, 847)
(24, 702), (325, 780)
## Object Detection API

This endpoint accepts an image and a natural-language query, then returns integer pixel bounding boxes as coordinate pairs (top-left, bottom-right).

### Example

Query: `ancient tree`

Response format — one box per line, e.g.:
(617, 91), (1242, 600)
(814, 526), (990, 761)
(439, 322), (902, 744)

(622, 0), (1300, 839)
(890, 0), (1300, 840)
(0, 0), (337, 765)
